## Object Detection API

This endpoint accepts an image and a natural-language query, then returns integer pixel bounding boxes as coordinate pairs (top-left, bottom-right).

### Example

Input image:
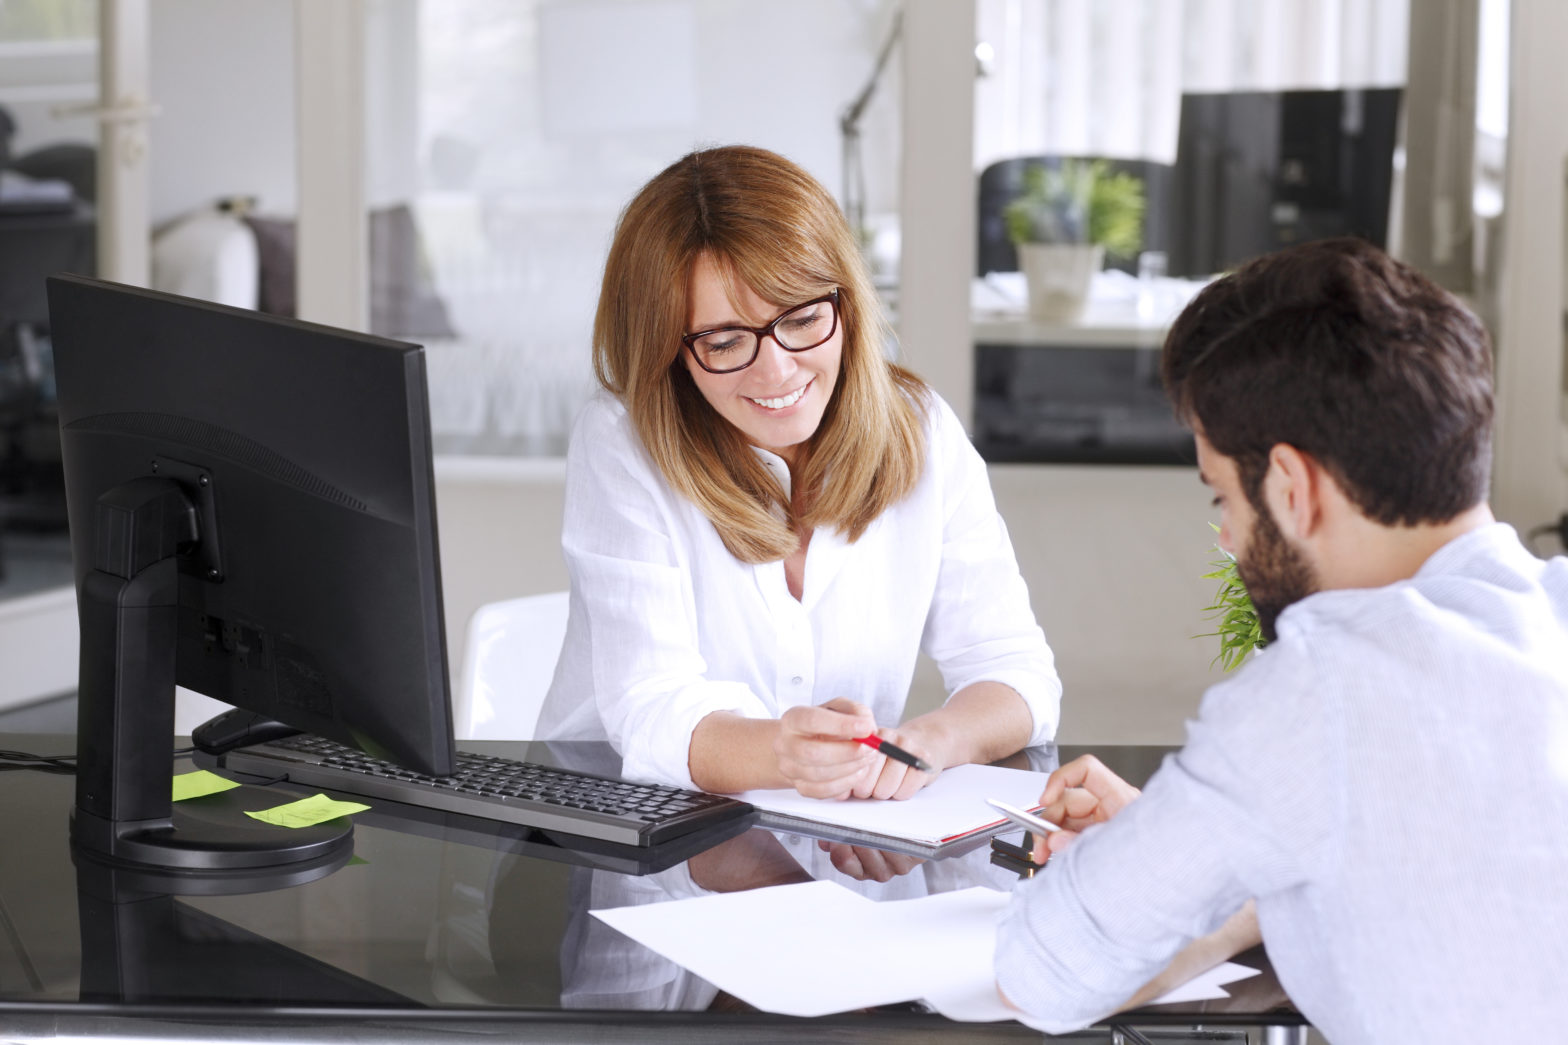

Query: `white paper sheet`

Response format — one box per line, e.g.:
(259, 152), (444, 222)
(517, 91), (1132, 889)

(595, 879), (908, 1017)
(591, 879), (1259, 1024)
(736, 762), (1051, 848)
(923, 953), (1259, 1027)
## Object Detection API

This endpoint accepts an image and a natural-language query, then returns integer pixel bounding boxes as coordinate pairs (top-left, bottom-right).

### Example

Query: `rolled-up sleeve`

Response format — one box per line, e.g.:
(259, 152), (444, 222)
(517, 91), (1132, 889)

(995, 646), (1333, 1030)
(921, 398), (1061, 745)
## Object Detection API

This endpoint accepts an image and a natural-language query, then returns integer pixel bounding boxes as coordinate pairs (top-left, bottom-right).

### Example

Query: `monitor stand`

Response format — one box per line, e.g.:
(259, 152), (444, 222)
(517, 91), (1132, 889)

(70, 476), (352, 877)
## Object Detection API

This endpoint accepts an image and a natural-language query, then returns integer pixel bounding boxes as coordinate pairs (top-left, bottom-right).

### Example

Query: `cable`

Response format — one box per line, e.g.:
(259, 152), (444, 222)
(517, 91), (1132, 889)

(0, 748), (77, 774)
(0, 745), (285, 784)
(2, 742), (193, 773)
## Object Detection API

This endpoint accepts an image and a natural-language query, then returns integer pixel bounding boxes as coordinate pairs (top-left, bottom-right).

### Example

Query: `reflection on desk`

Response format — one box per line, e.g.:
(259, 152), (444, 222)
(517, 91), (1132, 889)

(558, 824), (1024, 1012)
(0, 733), (1302, 1040)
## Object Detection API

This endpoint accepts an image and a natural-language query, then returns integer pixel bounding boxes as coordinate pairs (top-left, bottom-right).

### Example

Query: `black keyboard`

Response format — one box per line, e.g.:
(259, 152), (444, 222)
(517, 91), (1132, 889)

(209, 734), (753, 848)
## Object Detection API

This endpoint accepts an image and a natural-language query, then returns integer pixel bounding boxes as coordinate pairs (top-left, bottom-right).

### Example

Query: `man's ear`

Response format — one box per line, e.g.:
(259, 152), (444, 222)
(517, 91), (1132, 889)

(1261, 443), (1325, 540)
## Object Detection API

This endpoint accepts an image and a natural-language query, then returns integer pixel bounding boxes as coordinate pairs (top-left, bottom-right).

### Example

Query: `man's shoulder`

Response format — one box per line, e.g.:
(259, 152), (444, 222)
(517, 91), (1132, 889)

(1279, 523), (1566, 645)
(1198, 634), (1319, 718)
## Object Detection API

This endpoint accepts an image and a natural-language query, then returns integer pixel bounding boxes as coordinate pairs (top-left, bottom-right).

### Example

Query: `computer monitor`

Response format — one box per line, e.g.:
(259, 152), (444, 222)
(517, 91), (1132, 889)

(47, 274), (454, 877)
(1168, 86), (1402, 278)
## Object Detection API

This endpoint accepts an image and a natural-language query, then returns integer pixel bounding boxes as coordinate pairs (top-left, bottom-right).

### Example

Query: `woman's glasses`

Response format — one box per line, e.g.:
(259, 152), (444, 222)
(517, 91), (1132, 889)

(681, 290), (839, 375)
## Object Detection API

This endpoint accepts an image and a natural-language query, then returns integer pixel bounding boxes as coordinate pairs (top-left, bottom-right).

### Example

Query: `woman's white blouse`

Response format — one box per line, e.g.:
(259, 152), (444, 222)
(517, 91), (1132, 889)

(535, 390), (1060, 789)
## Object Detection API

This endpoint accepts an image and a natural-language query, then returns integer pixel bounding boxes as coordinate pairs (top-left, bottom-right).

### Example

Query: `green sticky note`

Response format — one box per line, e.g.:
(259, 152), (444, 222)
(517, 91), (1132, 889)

(246, 793), (370, 829)
(172, 769), (241, 802)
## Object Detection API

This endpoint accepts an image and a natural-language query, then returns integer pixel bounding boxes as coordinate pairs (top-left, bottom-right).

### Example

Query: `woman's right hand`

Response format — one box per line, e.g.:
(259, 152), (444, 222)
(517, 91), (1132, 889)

(1033, 754), (1142, 862)
(773, 698), (880, 799)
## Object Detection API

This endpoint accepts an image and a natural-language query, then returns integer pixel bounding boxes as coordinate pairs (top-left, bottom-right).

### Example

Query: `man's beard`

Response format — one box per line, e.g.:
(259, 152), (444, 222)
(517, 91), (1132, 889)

(1237, 501), (1318, 644)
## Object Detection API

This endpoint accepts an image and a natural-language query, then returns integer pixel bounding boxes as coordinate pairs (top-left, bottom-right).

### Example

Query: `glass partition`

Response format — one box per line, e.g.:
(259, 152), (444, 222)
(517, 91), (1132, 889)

(970, 0), (1420, 465)
(0, 0), (97, 553)
(363, 0), (903, 458)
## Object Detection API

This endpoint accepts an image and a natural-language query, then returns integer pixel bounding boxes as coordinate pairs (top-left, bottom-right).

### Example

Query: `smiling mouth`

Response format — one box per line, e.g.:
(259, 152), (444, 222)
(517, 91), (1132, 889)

(747, 381), (810, 411)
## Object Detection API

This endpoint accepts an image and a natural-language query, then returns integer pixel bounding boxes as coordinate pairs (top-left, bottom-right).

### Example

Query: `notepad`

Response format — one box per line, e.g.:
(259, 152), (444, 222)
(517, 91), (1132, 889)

(734, 762), (1050, 857)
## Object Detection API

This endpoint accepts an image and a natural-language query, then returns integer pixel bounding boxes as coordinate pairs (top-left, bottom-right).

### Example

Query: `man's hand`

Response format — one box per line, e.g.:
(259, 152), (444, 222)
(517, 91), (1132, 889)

(1032, 754), (1142, 863)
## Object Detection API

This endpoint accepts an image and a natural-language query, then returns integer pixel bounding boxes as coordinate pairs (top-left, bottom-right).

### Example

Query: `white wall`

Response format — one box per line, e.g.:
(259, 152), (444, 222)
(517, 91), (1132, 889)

(0, 589), (78, 712)
(432, 455), (568, 696)
(1491, 0), (1568, 534)
(898, 0), (976, 427)
(986, 464), (1223, 744)
(148, 0), (296, 225)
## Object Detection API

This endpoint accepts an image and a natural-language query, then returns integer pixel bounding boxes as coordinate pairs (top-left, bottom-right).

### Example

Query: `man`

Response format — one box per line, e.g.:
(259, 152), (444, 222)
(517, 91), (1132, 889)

(996, 237), (1568, 1042)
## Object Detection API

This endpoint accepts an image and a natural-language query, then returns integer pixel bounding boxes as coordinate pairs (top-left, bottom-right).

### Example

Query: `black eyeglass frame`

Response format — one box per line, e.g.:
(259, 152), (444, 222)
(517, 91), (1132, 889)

(680, 289), (841, 375)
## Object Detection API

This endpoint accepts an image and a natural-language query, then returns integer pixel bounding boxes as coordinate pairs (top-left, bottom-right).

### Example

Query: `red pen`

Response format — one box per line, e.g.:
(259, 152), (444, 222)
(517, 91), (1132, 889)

(855, 735), (934, 773)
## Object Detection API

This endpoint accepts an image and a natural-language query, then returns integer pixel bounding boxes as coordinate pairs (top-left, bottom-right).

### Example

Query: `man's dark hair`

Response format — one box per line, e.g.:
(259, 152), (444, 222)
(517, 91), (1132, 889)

(1162, 236), (1493, 525)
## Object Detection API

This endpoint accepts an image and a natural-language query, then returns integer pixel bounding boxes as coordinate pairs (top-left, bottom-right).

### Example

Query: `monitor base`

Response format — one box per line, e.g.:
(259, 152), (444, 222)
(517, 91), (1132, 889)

(71, 783), (354, 881)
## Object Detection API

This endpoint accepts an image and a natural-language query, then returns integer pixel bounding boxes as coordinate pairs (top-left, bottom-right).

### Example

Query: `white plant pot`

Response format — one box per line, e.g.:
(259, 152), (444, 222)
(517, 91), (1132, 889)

(1018, 242), (1104, 323)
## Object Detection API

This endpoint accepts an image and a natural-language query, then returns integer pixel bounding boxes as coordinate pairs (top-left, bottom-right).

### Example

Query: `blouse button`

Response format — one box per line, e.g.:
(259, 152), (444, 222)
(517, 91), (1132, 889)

(791, 675), (804, 685)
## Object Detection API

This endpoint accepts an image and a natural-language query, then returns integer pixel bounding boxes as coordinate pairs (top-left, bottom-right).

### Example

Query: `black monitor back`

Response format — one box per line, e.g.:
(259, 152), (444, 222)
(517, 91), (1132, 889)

(49, 275), (453, 778)
(1169, 86), (1402, 277)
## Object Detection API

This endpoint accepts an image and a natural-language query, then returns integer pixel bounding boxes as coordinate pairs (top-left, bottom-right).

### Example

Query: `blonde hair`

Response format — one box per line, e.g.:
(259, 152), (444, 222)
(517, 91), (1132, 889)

(594, 145), (928, 564)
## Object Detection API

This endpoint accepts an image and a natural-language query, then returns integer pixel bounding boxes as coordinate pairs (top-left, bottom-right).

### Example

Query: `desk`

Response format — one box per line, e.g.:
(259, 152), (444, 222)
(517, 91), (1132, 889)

(0, 734), (1304, 1041)
(971, 274), (1203, 466)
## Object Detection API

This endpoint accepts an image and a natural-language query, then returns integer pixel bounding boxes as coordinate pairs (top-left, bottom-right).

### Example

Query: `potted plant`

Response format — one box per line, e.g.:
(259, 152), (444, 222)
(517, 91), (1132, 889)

(1199, 527), (1265, 671)
(1003, 159), (1146, 322)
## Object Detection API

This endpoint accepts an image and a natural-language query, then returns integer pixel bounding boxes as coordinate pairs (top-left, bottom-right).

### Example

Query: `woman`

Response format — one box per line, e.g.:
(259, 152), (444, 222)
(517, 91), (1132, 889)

(535, 145), (1059, 799)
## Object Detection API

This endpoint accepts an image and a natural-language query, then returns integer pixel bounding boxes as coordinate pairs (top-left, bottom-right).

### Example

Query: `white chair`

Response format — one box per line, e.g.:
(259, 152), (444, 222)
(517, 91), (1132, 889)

(173, 687), (233, 737)
(453, 590), (570, 740)
(172, 591), (571, 741)
(429, 589), (571, 1003)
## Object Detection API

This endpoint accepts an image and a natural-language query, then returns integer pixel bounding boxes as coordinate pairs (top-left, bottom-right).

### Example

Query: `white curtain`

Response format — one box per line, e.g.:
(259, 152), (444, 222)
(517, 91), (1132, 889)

(974, 0), (1410, 169)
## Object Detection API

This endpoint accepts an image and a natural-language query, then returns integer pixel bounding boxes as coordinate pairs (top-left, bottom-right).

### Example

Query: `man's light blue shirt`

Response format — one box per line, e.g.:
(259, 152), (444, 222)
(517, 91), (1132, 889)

(997, 523), (1568, 1043)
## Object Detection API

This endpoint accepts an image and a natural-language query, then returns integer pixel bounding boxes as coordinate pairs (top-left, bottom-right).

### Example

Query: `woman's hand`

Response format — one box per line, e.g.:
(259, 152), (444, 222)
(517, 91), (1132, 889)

(847, 723), (943, 801)
(818, 840), (926, 883)
(773, 698), (881, 799)
(688, 828), (814, 893)
(888, 681), (1033, 800)
(1032, 754), (1142, 863)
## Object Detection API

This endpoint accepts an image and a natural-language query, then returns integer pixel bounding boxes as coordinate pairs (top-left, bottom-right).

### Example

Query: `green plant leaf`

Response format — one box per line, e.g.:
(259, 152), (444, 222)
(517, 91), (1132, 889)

(1195, 532), (1265, 671)
(1087, 164), (1145, 260)
(1002, 159), (1143, 257)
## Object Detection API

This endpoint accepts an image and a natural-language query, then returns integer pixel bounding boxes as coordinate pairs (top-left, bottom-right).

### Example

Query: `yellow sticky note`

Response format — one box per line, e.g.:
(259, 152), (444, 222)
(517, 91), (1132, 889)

(246, 793), (370, 829)
(172, 769), (241, 802)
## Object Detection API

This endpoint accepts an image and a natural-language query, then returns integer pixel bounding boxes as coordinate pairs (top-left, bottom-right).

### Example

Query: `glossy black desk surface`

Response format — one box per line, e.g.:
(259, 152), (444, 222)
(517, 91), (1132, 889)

(0, 734), (1301, 1041)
